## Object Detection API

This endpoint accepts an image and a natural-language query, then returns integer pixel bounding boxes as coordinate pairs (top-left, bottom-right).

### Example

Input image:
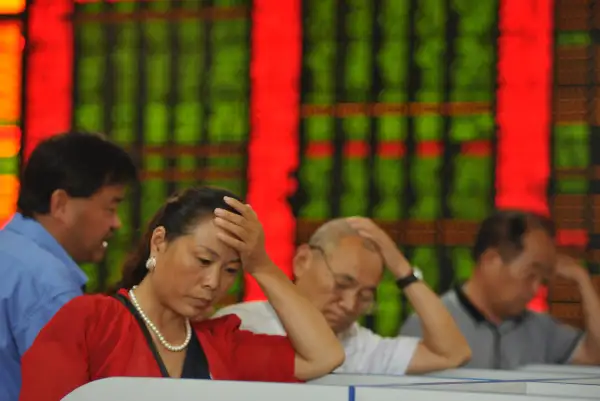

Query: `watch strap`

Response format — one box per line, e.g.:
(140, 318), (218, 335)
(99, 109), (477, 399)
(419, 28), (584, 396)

(396, 271), (420, 290)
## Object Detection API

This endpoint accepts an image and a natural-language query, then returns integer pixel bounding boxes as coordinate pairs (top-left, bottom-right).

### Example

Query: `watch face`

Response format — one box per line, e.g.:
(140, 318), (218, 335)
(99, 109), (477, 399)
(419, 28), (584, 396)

(413, 267), (423, 280)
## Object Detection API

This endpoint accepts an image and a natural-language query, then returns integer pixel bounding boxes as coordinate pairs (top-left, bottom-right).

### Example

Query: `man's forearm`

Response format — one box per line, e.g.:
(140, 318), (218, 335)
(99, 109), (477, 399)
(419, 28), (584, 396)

(388, 259), (469, 362)
(402, 280), (469, 362)
(577, 274), (600, 363)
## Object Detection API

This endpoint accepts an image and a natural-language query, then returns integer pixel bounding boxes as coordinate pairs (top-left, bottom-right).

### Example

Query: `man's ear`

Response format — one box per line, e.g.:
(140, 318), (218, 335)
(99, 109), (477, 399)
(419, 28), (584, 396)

(293, 244), (312, 280)
(480, 248), (504, 272)
(48, 189), (72, 222)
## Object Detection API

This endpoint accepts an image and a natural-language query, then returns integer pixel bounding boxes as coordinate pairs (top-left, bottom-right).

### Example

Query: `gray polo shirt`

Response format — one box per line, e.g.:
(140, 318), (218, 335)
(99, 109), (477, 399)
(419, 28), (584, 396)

(400, 285), (584, 369)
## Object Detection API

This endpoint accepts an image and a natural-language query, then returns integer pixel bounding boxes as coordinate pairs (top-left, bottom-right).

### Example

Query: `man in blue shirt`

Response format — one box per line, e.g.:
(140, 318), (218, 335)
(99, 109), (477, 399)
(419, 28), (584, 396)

(0, 132), (137, 400)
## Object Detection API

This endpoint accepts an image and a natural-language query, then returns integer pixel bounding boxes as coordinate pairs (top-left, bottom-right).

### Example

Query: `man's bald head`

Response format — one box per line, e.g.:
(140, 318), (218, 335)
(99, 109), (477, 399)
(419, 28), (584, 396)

(294, 218), (384, 333)
(308, 218), (378, 253)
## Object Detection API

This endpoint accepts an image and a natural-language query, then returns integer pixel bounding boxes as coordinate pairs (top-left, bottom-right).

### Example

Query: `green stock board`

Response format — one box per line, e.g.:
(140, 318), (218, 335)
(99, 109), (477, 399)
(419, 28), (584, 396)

(73, 0), (250, 291)
(299, 0), (497, 335)
(552, 13), (600, 273)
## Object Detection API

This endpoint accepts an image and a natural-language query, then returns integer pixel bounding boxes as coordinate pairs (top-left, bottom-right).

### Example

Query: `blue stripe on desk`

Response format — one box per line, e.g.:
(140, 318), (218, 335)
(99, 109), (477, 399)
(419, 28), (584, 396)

(426, 375), (600, 382)
(351, 376), (600, 388)
(348, 386), (355, 401)
(353, 380), (488, 388)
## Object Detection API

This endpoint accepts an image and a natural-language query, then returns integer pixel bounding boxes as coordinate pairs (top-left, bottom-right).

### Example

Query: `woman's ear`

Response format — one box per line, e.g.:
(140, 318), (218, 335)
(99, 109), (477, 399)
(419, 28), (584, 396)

(150, 226), (167, 255)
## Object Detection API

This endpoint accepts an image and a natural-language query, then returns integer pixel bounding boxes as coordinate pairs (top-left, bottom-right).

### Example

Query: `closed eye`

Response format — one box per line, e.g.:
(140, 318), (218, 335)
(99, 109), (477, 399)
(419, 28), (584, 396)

(225, 266), (240, 274)
(334, 277), (356, 290)
(358, 291), (376, 303)
(198, 258), (212, 266)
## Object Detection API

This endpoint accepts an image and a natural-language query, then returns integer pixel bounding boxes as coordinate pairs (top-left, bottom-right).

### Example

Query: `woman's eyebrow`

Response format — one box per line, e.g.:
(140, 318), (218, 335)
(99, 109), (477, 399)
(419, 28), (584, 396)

(196, 245), (219, 258)
(197, 245), (241, 263)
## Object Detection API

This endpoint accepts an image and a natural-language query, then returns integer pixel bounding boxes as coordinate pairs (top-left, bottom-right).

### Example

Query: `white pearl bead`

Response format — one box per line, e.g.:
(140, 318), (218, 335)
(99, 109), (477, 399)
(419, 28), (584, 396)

(129, 286), (191, 352)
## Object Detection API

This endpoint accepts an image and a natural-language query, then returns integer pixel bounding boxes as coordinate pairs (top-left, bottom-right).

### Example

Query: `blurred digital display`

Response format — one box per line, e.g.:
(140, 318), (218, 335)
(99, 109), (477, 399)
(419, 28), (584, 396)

(0, 21), (22, 228)
(0, 0), (25, 14)
(294, 0), (498, 335)
(72, 0), (251, 292)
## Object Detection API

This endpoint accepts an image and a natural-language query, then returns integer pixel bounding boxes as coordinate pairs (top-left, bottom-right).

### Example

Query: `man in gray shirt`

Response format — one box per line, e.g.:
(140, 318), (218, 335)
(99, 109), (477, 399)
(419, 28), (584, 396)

(401, 210), (600, 369)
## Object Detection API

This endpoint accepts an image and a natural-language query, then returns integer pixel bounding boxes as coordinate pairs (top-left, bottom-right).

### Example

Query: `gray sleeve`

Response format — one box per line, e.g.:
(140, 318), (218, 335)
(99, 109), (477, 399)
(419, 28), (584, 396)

(399, 313), (424, 337)
(539, 314), (584, 364)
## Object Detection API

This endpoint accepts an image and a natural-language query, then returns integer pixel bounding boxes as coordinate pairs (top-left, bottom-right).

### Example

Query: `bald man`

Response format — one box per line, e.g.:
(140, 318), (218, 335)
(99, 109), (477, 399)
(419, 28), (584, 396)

(214, 217), (471, 375)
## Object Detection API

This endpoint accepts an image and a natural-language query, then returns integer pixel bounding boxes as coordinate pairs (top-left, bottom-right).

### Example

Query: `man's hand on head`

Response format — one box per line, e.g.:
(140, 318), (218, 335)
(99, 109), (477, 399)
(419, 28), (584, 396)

(346, 217), (412, 279)
(556, 254), (589, 285)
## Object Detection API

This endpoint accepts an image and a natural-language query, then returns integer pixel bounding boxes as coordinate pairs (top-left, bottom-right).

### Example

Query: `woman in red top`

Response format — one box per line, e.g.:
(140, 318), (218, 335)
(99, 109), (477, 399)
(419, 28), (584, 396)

(20, 187), (344, 400)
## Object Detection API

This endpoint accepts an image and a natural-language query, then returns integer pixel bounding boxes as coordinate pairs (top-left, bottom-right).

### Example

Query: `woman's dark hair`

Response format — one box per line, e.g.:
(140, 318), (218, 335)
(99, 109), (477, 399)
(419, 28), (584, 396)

(117, 186), (242, 290)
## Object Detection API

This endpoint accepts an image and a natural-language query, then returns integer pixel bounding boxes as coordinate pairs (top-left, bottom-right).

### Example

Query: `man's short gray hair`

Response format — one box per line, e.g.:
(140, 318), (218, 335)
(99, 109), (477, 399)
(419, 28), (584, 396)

(308, 218), (378, 252)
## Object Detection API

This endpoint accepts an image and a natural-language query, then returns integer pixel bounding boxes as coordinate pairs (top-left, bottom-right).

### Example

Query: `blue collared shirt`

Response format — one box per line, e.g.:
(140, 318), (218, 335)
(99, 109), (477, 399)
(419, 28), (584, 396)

(0, 213), (87, 401)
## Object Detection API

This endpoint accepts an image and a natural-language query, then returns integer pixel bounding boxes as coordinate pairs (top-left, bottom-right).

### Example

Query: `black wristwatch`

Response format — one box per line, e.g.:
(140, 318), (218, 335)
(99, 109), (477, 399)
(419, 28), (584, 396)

(395, 267), (422, 290)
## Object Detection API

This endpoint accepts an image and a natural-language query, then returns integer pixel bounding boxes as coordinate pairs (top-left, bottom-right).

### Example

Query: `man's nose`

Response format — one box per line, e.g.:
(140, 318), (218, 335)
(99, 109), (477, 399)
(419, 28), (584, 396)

(338, 291), (358, 312)
(112, 215), (122, 230)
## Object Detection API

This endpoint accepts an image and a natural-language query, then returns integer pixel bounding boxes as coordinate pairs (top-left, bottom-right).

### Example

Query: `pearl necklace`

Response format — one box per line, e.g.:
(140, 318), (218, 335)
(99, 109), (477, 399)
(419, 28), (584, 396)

(129, 286), (192, 352)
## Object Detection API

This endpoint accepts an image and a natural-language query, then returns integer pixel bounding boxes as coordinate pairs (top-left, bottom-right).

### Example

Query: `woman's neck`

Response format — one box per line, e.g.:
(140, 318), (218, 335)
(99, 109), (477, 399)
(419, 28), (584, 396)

(133, 280), (188, 341)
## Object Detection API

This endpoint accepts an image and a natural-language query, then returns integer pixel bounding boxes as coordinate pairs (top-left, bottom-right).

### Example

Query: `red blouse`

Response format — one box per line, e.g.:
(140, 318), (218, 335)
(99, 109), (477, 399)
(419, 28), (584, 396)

(19, 292), (298, 401)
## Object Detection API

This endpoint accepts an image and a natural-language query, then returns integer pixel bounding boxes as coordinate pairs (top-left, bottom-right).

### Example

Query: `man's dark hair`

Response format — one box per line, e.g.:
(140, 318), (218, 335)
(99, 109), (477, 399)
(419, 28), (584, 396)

(472, 210), (555, 263)
(17, 132), (138, 217)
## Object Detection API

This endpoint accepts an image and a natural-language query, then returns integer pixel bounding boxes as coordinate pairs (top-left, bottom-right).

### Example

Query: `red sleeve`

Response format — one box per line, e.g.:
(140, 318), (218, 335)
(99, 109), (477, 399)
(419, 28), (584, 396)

(203, 315), (301, 383)
(19, 295), (98, 401)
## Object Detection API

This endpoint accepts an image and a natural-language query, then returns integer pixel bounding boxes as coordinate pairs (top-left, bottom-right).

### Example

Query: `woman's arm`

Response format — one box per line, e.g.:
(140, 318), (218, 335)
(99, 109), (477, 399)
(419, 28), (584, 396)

(214, 197), (345, 380)
(251, 263), (345, 380)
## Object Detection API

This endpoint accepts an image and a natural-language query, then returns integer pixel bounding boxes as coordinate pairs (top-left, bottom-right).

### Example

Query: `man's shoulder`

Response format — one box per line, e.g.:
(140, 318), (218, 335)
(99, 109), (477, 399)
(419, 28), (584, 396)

(406, 289), (460, 315)
(0, 229), (61, 276)
(29, 294), (125, 339)
(401, 289), (460, 327)
(336, 323), (379, 349)
(0, 248), (82, 321)
(0, 249), (50, 294)
(0, 230), (79, 293)
(216, 301), (274, 317)
(0, 222), (36, 251)
(340, 322), (398, 345)
(432, 289), (465, 315)
(520, 310), (563, 330)
(213, 301), (284, 335)
(0, 254), (75, 297)
(439, 288), (460, 303)
(339, 322), (421, 374)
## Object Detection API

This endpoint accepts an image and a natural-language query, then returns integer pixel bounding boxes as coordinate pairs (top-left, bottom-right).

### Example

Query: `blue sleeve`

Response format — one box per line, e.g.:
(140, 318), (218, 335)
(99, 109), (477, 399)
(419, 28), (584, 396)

(12, 291), (82, 356)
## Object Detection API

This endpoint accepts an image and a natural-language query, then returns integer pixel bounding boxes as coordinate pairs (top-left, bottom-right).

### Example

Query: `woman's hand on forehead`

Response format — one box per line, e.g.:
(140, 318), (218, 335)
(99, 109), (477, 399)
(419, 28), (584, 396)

(213, 197), (272, 274)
